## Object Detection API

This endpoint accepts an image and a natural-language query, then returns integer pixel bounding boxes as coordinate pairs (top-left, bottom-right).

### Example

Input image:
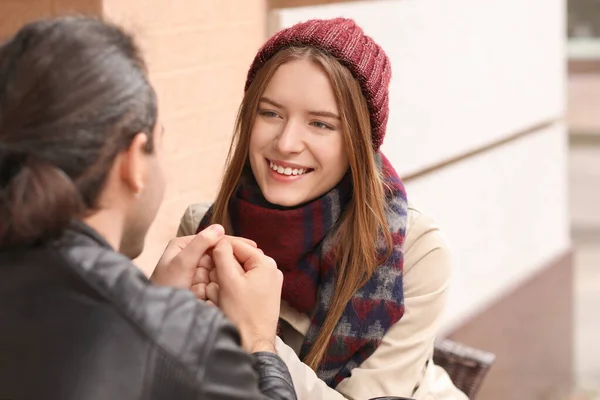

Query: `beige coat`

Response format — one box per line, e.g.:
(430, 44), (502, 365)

(178, 202), (468, 400)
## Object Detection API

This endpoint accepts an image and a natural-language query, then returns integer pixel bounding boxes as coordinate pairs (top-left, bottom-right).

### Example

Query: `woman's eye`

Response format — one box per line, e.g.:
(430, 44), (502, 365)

(258, 109), (280, 118)
(311, 121), (335, 130)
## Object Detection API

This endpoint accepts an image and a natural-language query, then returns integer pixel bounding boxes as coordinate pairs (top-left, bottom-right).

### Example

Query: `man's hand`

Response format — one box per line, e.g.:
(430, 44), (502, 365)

(150, 225), (225, 289)
(212, 240), (283, 354)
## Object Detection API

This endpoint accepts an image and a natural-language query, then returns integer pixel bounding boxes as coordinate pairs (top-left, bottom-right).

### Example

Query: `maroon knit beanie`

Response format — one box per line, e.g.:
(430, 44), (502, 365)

(245, 18), (391, 151)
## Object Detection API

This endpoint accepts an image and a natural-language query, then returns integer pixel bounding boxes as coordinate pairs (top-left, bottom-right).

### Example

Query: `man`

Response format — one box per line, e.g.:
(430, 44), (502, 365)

(0, 16), (296, 399)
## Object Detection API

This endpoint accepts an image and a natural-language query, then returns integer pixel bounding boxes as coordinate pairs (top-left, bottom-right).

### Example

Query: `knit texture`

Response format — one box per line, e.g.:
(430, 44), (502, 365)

(244, 18), (391, 151)
(197, 154), (407, 387)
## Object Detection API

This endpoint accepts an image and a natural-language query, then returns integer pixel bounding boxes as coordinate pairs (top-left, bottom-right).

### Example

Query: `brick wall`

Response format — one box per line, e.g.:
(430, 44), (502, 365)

(0, 0), (101, 39)
(269, 0), (360, 8)
(103, 0), (268, 274)
(0, 0), (267, 274)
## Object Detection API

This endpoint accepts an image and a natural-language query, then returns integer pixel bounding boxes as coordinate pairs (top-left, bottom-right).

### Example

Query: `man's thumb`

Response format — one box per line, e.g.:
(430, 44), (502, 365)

(212, 241), (244, 281)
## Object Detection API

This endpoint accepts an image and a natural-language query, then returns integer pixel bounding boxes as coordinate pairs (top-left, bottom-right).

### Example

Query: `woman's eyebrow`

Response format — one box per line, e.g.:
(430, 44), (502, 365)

(308, 110), (340, 120)
(260, 96), (339, 119)
(259, 96), (284, 108)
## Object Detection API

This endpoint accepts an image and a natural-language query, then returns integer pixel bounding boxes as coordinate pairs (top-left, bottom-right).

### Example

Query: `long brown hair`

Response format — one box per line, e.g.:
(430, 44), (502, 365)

(211, 46), (392, 370)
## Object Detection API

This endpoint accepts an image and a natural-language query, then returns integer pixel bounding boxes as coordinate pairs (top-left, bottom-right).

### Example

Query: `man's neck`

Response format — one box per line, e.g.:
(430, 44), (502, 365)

(83, 209), (124, 252)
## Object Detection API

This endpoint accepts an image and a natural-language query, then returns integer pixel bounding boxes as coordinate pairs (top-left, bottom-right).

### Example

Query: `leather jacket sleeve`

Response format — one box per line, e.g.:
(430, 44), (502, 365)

(201, 312), (297, 399)
(0, 224), (296, 400)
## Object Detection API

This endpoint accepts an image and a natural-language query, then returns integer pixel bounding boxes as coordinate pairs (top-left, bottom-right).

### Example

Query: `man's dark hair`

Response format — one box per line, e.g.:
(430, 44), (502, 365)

(0, 16), (158, 247)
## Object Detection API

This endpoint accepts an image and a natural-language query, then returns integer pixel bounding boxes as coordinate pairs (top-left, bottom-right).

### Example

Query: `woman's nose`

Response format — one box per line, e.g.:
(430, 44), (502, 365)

(274, 120), (304, 154)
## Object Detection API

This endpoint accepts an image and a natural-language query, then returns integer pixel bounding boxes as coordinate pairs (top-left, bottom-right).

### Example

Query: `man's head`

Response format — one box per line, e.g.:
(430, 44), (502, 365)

(0, 16), (165, 258)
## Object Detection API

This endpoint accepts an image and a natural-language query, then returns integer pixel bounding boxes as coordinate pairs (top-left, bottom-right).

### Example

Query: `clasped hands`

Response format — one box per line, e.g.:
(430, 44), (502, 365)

(150, 224), (282, 353)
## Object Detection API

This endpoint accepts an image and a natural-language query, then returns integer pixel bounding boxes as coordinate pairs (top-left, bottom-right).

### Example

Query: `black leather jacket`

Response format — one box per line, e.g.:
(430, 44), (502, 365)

(0, 223), (297, 400)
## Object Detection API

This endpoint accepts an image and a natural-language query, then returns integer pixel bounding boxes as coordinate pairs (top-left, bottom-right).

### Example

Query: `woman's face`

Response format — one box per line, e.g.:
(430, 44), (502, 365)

(248, 59), (349, 207)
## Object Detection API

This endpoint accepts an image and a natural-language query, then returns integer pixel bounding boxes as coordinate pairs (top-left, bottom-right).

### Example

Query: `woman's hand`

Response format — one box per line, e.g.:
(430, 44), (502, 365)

(190, 235), (257, 306)
(190, 251), (217, 303)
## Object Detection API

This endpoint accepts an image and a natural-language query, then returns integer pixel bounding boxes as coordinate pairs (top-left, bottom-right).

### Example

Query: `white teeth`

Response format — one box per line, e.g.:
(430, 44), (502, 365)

(268, 161), (309, 176)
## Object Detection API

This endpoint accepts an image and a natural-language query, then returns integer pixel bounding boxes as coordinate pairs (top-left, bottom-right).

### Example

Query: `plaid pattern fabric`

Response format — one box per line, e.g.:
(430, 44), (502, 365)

(198, 153), (407, 387)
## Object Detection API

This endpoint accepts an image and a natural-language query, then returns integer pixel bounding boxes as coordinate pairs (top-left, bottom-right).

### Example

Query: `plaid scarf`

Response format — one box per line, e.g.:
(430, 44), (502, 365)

(198, 153), (407, 387)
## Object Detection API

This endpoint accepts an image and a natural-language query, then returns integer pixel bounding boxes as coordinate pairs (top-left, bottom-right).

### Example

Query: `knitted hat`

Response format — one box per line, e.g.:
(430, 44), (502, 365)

(245, 18), (391, 151)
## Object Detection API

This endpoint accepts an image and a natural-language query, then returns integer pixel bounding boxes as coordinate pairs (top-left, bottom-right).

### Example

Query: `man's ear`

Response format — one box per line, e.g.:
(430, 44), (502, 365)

(119, 133), (149, 197)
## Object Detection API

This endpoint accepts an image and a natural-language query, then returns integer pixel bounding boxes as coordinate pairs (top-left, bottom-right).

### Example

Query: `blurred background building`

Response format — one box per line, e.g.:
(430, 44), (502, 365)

(1, 0), (598, 398)
(568, 0), (600, 399)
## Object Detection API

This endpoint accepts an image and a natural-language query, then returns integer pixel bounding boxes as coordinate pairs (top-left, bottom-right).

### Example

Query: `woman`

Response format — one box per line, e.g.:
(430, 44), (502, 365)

(179, 18), (466, 400)
(0, 16), (296, 400)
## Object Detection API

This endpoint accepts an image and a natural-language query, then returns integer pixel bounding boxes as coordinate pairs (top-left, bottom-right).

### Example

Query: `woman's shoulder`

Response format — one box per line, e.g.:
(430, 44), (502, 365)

(406, 202), (440, 240)
(177, 202), (213, 237)
(402, 201), (453, 294)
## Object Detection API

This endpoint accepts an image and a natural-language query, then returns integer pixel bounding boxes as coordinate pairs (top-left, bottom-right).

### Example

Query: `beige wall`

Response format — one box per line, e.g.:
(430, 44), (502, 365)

(271, 0), (569, 333)
(0, 0), (268, 274)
